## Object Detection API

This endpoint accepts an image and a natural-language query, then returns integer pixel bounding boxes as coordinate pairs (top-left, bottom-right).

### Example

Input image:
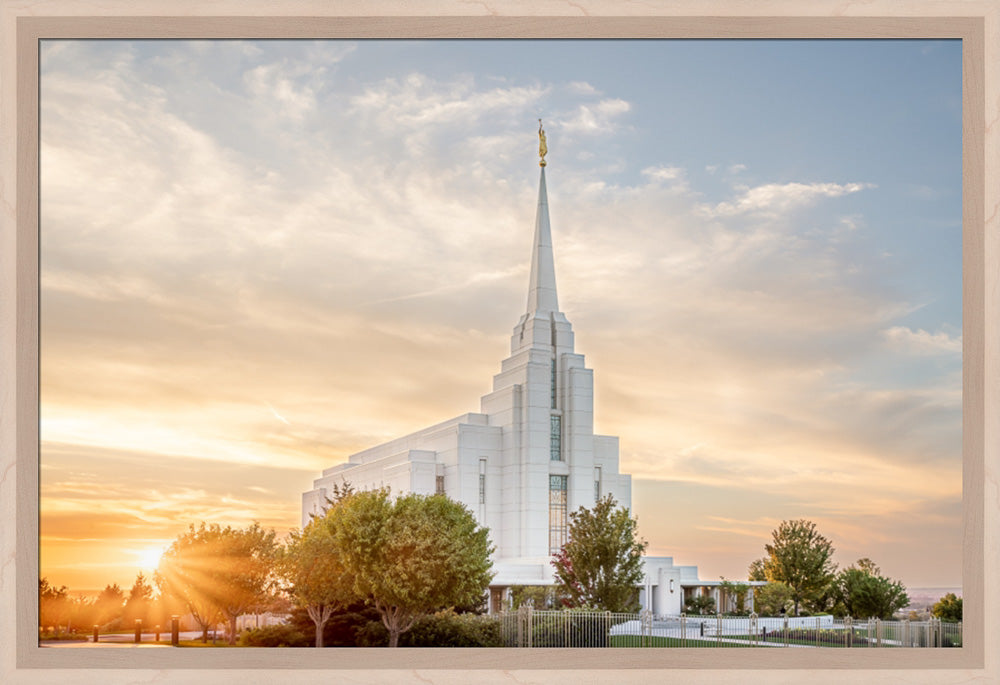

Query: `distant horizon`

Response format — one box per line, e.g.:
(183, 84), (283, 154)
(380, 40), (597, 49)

(40, 39), (962, 592)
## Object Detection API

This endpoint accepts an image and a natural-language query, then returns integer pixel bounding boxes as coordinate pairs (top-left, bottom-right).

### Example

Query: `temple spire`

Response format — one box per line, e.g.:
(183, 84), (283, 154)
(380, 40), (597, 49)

(526, 123), (558, 315)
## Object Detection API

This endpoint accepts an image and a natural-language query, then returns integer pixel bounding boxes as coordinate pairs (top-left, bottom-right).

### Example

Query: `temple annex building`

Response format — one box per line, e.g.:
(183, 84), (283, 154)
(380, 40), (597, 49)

(302, 129), (755, 615)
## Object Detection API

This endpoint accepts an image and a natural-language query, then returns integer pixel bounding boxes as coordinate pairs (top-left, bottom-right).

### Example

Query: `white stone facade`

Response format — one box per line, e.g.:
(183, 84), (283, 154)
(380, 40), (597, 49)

(303, 161), (710, 613)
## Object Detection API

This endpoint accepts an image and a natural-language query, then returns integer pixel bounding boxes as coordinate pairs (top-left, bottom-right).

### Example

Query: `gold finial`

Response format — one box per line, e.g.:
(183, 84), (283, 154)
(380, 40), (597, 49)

(538, 119), (547, 167)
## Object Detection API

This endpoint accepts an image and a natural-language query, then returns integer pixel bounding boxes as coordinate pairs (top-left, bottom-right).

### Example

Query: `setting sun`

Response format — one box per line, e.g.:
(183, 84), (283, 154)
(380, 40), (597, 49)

(134, 546), (165, 574)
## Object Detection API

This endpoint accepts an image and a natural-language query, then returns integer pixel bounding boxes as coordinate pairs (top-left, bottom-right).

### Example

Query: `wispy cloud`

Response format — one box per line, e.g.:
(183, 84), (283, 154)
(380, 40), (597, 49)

(38, 40), (961, 591)
(350, 73), (547, 129)
(559, 98), (631, 134)
(697, 181), (875, 218)
(882, 326), (962, 355)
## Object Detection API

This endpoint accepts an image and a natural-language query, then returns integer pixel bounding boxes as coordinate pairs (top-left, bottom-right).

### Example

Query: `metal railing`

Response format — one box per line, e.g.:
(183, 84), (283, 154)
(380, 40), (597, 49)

(495, 607), (961, 649)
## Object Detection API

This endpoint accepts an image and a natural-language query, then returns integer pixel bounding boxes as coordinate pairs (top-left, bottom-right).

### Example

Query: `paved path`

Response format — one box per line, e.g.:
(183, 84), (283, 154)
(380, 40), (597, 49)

(41, 631), (213, 648)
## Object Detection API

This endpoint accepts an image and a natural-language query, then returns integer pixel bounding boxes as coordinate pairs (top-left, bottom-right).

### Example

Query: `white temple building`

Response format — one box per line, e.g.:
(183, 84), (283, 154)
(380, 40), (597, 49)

(303, 130), (752, 615)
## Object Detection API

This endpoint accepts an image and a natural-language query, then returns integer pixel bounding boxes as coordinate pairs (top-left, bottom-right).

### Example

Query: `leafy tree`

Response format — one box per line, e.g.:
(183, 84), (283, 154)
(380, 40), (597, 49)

(94, 583), (125, 628)
(287, 600), (382, 648)
(156, 521), (279, 644)
(550, 495), (647, 612)
(281, 518), (354, 647)
(38, 578), (69, 634)
(508, 585), (557, 610)
(753, 582), (794, 617)
(747, 558), (768, 582)
(759, 519), (836, 616)
(833, 559), (909, 620)
(932, 592), (963, 622)
(684, 594), (716, 616)
(719, 578), (751, 615)
(327, 489), (494, 647)
(123, 572), (155, 626)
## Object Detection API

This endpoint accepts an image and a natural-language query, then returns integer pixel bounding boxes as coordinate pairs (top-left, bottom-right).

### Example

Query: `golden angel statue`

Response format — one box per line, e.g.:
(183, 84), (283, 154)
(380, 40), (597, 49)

(538, 119), (548, 167)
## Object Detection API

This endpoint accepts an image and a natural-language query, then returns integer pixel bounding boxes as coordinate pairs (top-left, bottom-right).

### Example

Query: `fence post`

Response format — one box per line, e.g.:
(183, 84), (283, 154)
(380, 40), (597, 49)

(749, 612), (757, 647)
(134, 619), (142, 643)
(516, 605), (525, 648)
(875, 618), (882, 648)
(680, 613), (687, 647)
(640, 610), (651, 648)
(716, 614), (722, 647)
(782, 614), (789, 648)
(844, 616), (852, 648)
(171, 615), (179, 646)
(92, 625), (99, 643)
(816, 616), (821, 647)
(903, 619), (910, 647)
(526, 604), (533, 649)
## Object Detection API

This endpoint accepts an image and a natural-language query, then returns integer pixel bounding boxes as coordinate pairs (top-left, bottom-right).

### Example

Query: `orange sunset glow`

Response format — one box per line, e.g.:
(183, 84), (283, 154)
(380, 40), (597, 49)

(39, 39), (962, 596)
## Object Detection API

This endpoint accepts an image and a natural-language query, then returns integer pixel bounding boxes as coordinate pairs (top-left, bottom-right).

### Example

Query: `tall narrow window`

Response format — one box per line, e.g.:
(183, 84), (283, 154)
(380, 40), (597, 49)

(551, 358), (557, 408)
(550, 415), (562, 461)
(594, 466), (602, 502)
(549, 475), (568, 554)
(479, 458), (487, 504)
(435, 475), (445, 495)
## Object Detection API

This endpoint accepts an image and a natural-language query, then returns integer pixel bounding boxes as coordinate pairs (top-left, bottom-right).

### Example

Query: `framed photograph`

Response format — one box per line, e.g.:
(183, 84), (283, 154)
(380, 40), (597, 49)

(2, 2), (995, 683)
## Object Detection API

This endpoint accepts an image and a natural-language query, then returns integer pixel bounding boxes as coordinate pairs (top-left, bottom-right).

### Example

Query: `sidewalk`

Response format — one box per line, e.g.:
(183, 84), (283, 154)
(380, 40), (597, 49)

(41, 630), (208, 648)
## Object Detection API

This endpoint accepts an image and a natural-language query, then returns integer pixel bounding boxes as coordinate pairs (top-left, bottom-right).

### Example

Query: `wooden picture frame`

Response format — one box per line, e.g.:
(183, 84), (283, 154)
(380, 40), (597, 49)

(2, 1), (995, 683)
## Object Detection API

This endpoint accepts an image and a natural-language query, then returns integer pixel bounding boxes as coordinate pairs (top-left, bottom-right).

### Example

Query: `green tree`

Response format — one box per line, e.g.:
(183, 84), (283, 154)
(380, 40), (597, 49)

(93, 583), (125, 628)
(327, 489), (494, 647)
(156, 522), (278, 644)
(747, 558), (768, 581)
(123, 572), (155, 626)
(38, 578), (69, 635)
(684, 594), (716, 616)
(281, 518), (353, 648)
(550, 495), (647, 613)
(759, 519), (836, 616)
(753, 582), (794, 617)
(833, 559), (909, 620)
(508, 585), (557, 610)
(719, 578), (751, 615)
(932, 592), (963, 622)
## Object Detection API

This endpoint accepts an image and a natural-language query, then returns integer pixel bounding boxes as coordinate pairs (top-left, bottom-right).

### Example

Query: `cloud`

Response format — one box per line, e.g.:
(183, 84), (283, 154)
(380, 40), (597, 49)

(698, 181), (875, 218)
(38, 40), (961, 592)
(640, 165), (691, 193)
(349, 73), (547, 130)
(243, 62), (317, 121)
(882, 326), (962, 355)
(559, 98), (631, 134)
(566, 80), (599, 95)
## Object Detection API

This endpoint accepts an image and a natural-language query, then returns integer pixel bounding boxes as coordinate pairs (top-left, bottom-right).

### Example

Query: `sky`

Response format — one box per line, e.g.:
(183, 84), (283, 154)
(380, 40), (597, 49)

(38, 39), (963, 594)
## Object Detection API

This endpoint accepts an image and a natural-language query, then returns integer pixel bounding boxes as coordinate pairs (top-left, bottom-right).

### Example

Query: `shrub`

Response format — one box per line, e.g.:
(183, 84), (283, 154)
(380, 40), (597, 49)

(38, 631), (89, 641)
(529, 610), (612, 647)
(287, 602), (382, 647)
(684, 595), (716, 616)
(356, 610), (502, 647)
(237, 624), (310, 648)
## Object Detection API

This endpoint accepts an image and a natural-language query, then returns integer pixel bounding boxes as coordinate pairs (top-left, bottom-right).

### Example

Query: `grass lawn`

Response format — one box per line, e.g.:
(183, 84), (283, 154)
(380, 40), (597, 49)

(175, 640), (241, 648)
(609, 635), (754, 648)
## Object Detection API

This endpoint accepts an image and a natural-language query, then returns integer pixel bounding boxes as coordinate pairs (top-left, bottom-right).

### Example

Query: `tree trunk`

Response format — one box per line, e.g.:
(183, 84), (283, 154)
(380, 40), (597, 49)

(228, 616), (238, 645)
(389, 628), (400, 648)
(306, 604), (334, 648)
(201, 626), (208, 643)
